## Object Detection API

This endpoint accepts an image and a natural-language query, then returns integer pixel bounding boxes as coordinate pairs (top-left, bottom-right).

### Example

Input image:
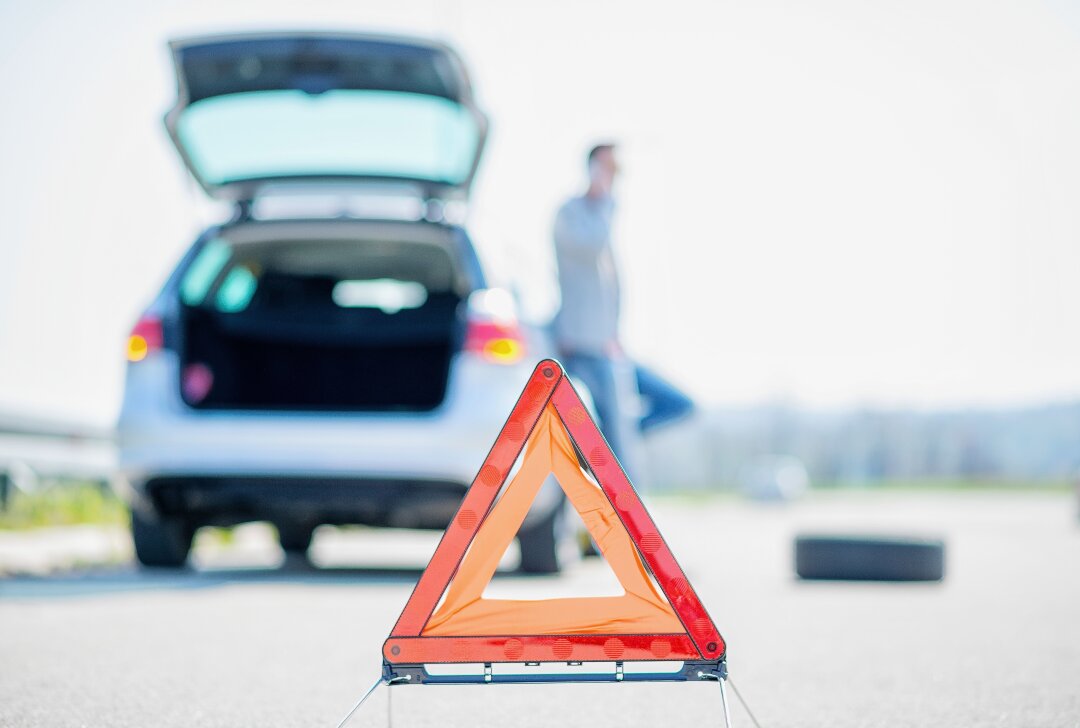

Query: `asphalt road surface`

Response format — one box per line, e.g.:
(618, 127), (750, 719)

(2, 490), (1078, 727)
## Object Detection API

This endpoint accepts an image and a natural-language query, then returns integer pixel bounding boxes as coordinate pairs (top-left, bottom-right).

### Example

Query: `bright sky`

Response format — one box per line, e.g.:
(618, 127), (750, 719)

(2, 0), (1079, 426)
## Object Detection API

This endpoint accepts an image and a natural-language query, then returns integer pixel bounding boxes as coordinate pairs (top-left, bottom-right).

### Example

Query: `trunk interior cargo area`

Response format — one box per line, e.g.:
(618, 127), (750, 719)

(178, 232), (466, 411)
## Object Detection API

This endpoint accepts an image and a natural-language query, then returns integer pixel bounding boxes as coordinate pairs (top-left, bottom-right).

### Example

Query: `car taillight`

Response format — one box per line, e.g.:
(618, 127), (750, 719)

(464, 319), (526, 364)
(127, 316), (163, 362)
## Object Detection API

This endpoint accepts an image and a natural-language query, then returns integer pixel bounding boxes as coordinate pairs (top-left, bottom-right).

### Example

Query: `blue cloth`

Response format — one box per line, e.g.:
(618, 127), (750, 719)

(562, 354), (695, 482)
(635, 365), (694, 433)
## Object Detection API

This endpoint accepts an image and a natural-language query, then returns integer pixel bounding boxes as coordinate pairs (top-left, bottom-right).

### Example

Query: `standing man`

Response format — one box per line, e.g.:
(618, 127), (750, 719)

(552, 143), (640, 472)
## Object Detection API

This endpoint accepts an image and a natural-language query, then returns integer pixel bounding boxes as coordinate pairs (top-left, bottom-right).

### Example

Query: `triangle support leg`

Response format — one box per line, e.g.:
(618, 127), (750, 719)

(718, 677), (733, 728)
(333, 676), (385, 728)
(697, 662), (736, 728)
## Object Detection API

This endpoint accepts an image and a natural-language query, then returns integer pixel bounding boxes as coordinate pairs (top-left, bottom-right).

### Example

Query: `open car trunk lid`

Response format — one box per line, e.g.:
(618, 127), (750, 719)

(164, 32), (488, 202)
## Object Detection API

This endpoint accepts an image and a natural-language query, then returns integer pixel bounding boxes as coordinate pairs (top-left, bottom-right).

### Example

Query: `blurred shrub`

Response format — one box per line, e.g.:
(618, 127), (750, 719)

(0, 482), (128, 530)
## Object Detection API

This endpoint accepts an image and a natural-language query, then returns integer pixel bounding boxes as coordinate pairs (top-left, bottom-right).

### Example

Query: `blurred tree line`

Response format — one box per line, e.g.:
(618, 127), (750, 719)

(643, 401), (1080, 490)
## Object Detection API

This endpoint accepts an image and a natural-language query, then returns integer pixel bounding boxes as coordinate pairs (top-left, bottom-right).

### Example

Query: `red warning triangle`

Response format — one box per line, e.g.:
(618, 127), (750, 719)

(383, 359), (724, 667)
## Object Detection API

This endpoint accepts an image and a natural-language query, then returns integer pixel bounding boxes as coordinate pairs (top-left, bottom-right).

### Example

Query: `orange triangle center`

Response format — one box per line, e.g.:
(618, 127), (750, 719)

(423, 404), (683, 636)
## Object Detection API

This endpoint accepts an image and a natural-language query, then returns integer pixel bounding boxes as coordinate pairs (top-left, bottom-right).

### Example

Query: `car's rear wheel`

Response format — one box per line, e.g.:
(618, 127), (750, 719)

(518, 510), (559, 574)
(518, 506), (576, 575)
(276, 522), (315, 555)
(131, 510), (193, 568)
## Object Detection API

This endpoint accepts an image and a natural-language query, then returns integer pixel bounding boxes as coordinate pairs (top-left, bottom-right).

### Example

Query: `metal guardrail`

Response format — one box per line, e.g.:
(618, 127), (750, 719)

(0, 412), (117, 504)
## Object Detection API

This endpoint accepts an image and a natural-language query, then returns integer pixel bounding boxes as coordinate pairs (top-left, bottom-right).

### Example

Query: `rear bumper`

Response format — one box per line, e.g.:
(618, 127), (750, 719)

(115, 353), (564, 528)
(117, 352), (533, 483)
(118, 413), (500, 485)
(142, 475), (466, 529)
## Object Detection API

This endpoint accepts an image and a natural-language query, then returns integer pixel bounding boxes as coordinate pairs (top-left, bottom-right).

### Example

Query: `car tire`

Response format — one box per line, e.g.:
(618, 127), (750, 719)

(579, 531), (601, 558)
(795, 534), (945, 582)
(131, 510), (193, 568)
(276, 523), (315, 555)
(518, 508), (563, 575)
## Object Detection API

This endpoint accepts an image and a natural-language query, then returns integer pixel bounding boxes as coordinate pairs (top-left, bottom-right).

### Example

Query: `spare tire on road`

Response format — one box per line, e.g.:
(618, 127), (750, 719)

(795, 534), (945, 582)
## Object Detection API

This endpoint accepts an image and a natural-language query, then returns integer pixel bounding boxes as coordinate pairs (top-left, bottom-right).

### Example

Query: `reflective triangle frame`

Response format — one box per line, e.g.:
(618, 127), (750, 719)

(382, 359), (725, 685)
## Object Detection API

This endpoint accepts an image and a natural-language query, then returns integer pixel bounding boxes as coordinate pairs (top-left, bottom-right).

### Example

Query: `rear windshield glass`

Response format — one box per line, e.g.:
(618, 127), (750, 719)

(179, 239), (230, 305)
(179, 236), (464, 314)
(176, 90), (481, 186)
